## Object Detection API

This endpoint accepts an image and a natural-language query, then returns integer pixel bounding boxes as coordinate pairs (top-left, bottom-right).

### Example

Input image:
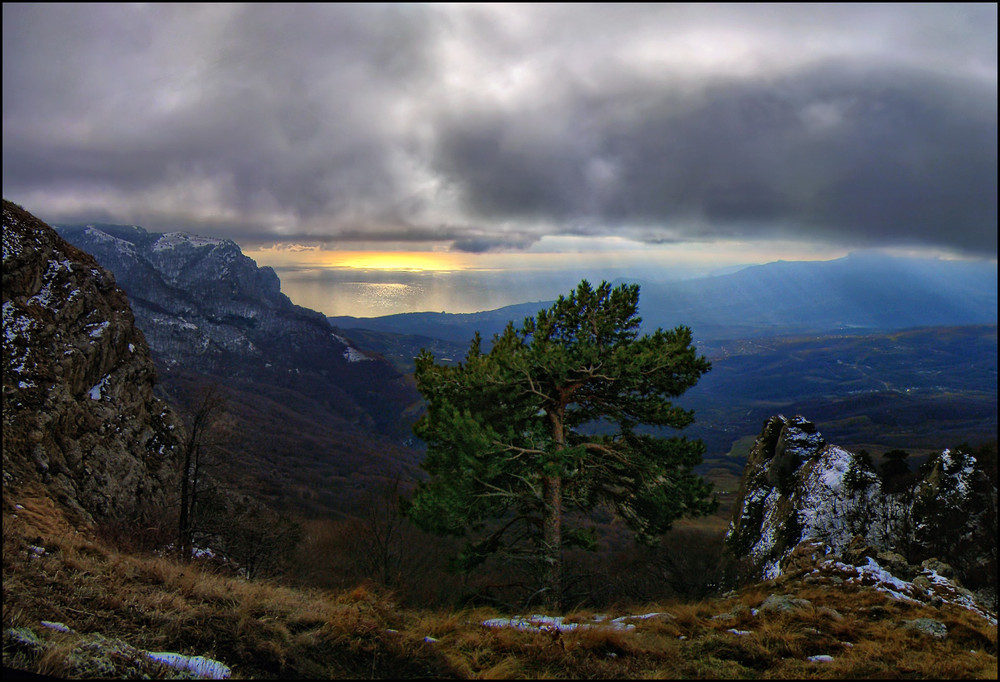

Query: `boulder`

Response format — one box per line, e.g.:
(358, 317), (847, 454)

(759, 594), (812, 615)
(902, 618), (948, 639)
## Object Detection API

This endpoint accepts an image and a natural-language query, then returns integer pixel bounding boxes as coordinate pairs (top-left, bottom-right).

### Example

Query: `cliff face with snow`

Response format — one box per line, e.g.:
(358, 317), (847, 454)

(56, 222), (417, 436)
(725, 415), (997, 594)
(2, 200), (183, 523)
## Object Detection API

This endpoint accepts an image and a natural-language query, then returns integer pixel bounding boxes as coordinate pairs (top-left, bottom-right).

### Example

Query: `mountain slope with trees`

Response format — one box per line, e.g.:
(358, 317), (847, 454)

(3, 200), (995, 679)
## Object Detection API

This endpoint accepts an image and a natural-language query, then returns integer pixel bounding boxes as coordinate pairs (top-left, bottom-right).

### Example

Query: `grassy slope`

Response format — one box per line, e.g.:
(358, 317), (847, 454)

(3, 488), (996, 679)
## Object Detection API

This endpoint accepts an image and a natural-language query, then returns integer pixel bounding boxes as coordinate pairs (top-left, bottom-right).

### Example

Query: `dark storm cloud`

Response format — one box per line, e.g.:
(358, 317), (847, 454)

(2, 4), (996, 255)
(433, 62), (997, 253)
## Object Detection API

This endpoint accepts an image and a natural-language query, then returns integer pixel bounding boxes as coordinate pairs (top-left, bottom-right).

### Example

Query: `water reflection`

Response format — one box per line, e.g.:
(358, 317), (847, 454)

(274, 268), (597, 318)
(339, 282), (425, 314)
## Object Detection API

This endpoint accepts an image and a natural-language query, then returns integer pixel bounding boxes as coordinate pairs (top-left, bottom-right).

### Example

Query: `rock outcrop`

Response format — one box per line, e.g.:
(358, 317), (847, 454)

(724, 415), (997, 601)
(2, 200), (183, 523)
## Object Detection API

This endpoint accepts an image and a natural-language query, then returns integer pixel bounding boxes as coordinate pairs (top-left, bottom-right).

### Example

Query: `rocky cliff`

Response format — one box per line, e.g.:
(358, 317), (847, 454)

(724, 415), (997, 602)
(2, 200), (183, 524)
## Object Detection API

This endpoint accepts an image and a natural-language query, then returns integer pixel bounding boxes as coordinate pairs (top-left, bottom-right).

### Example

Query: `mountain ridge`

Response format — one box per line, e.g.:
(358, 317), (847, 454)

(56, 221), (418, 435)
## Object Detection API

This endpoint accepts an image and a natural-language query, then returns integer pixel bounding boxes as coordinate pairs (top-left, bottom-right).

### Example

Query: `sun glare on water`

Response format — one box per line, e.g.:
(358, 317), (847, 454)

(328, 251), (467, 272)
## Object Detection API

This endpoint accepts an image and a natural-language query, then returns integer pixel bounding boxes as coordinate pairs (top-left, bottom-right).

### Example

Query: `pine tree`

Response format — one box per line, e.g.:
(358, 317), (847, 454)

(404, 280), (716, 607)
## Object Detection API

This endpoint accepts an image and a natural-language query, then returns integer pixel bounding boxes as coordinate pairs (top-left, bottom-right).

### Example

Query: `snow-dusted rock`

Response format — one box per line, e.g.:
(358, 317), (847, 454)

(147, 651), (231, 678)
(724, 415), (997, 599)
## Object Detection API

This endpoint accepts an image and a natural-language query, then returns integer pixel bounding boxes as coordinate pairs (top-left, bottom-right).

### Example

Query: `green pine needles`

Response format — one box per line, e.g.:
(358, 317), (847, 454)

(404, 280), (717, 607)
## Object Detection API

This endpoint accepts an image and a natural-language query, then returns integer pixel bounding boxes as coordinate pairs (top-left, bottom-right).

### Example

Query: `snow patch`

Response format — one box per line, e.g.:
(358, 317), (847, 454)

(153, 232), (225, 251)
(794, 445), (898, 553)
(2, 212), (25, 260)
(146, 652), (231, 679)
(192, 546), (217, 560)
(748, 489), (782, 565)
(332, 332), (372, 362)
(854, 557), (914, 599)
(26, 259), (75, 310)
(762, 559), (781, 581)
(4, 301), (37, 377)
(40, 621), (72, 633)
(89, 376), (109, 400)
(614, 612), (670, 622)
(84, 226), (138, 257)
(820, 557), (997, 625)
(87, 321), (110, 339)
(937, 449), (977, 499)
(344, 347), (372, 362)
(482, 614), (637, 633)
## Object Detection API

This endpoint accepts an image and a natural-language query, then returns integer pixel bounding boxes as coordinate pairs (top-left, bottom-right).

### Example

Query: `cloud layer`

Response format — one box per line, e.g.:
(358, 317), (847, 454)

(3, 4), (996, 255)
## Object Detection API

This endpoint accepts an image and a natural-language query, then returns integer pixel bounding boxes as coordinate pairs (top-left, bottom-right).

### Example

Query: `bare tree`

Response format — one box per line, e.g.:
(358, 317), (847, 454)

(358, 475), (409, 587)
(210, 492), (301, 579)
(177, 383), (229, 561)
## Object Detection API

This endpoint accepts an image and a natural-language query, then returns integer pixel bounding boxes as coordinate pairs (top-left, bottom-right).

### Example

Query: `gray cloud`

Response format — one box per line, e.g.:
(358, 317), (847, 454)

(3, 3), (996, 256)
(2, 4), (441, 225)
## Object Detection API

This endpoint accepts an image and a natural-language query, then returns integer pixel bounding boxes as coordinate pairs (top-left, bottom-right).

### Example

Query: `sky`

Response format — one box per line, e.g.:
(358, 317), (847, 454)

(3, 4), (997, 316)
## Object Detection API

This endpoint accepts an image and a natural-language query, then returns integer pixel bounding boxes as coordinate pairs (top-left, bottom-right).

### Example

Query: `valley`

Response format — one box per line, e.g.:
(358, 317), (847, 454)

(329, 254), (997, 478)
(3, 201), (996, 678)
(330, 320), (998, 476)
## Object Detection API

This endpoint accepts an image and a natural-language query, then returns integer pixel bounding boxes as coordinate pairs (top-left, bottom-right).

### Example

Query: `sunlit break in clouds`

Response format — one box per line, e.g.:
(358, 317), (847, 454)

(3, 3), (996, 315)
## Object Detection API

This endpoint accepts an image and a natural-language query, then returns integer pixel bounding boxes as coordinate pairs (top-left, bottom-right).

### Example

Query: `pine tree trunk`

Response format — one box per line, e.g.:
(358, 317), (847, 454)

(543, 407), (566, 609)
(542, 474), (562, 609)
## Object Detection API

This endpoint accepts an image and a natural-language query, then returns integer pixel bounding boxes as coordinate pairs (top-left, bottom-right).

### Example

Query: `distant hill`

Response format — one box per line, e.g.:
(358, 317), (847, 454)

(329, 301), (553, 346)
(685, 325), (998, 465)
(633, 252), (998, 339)
(329, 252), (997, 344)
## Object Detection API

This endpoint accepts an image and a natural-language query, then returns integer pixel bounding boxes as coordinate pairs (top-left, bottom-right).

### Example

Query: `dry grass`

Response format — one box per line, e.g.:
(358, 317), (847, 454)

(3, 490), (997, 679)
